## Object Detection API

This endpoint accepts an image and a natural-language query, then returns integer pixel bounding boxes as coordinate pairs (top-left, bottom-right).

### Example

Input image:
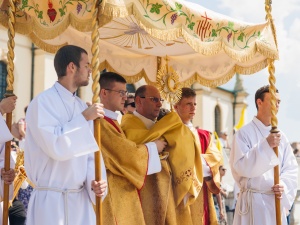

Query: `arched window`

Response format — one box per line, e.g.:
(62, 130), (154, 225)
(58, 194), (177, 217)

(0, 61), (7, 100)
(214, 105), (221, 134)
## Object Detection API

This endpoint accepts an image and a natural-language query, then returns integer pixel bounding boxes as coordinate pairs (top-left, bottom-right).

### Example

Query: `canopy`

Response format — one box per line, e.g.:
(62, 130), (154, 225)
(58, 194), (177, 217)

(0, 0), (278, 87)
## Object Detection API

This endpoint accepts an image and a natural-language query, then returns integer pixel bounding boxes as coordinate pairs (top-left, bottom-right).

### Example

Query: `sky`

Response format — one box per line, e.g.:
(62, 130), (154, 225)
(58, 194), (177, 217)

(188, 0), (300, 142)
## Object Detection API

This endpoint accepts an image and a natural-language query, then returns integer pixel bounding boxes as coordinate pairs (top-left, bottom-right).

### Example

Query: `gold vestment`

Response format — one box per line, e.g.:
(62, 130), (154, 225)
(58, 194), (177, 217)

(121, 112), (203, 225)
(100, 117), (148, 225)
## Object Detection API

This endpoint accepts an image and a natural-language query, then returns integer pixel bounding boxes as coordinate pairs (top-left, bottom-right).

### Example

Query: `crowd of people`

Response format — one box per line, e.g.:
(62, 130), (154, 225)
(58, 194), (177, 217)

(0, 45), (298, 225)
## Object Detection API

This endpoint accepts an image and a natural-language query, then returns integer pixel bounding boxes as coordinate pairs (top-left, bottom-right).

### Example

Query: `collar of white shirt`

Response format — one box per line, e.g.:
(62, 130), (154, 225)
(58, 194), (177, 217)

(186, 121), (194, 130)
(104, 108), (119, 121)
(54, 82), (76, 101)
(253, 116), (271, 132)
(133, 111), (155, 129)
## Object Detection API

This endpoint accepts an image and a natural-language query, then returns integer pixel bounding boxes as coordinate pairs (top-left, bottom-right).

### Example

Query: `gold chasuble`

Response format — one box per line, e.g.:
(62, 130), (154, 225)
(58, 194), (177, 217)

(100, 117), (148, 225)
(121, 112), (203, 225)
(189, 127), (222, 225)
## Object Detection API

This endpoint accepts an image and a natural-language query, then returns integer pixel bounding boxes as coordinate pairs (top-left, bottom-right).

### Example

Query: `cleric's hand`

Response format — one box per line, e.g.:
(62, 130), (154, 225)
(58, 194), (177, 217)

(91, 180), (107, 197)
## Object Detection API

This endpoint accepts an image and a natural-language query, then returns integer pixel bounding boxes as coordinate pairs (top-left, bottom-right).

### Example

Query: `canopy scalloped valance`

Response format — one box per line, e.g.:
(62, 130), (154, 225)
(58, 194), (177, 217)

(0, 0), (278, 87)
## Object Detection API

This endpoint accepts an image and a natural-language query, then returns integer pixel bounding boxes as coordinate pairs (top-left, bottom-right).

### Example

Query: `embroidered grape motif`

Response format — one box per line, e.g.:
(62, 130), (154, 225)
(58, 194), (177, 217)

(77, 2), (82, 14)
(171, 13), (178, 25)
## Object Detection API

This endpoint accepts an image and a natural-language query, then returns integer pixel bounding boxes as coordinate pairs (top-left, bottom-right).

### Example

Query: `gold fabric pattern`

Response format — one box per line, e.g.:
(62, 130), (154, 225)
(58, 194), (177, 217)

(100, 118), (148, 225)
(122, 112), (203, 207)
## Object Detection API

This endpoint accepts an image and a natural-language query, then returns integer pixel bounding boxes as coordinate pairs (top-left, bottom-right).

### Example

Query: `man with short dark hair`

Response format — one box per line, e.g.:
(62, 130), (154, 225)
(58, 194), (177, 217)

(25, 45), (107, 225)
(174, 87), (222, 225)
(99, 72), (166, 225)
(230, 85), (298, 225)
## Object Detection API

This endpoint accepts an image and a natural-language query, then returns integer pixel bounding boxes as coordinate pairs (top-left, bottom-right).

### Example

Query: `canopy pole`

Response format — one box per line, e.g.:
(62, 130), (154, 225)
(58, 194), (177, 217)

(3, 0), (16, 225)
(91, 1), (102, 225)
(265, 1), (281, 225)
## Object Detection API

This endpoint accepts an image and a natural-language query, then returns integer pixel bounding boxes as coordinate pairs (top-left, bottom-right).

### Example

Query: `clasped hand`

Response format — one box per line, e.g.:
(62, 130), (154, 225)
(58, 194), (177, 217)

(266, 133), (281, 148)
(91, 180), (107, 197)
(1, 168), (15, 185)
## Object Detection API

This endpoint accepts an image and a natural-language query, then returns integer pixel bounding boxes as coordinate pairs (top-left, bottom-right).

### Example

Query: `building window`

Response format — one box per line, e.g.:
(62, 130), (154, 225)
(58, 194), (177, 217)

(126, 84), (135, 94)
(214, 105), (221, 134)
(0, 61), (7, 100)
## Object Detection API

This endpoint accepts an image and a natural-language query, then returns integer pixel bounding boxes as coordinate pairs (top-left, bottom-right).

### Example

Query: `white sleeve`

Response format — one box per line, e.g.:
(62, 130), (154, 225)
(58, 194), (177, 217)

(87, 153), (107, 204)
(145, 142), (161, 175)
(201, 155), (212, 177)
(0, 115), (13, 144)
(230, 131), (279, 178)
(26, 98), (99, 161)
(279, 135), (298, 210)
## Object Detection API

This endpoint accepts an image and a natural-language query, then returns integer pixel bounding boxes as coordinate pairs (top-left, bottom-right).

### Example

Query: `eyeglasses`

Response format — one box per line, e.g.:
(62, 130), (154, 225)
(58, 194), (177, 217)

(105, 89), (128, 97)
(140, 96), (164, 103)
(125, 102), (135, 107)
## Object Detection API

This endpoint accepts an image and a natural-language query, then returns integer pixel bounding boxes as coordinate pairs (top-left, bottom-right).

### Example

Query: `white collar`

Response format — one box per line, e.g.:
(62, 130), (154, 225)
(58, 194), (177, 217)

(54, 82), (76, 101)
(104, 108), (119, 121)
(253, 116), (271, 132)
(133, 111), (155, 129)
(185, 121), (194, 130)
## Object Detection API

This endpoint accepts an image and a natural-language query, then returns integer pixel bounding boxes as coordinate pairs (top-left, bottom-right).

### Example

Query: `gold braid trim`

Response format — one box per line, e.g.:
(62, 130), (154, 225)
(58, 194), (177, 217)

(31, 14), (94, 40)
(256, 40), (279, 60)
(1, 3), (279, 63)
(182, 67), (236, 88)
(99, 58), (268, 88)
(236, 59), (269, 75)
(99, 60), (156, 85)
(28, 33), (67, 53)
(101, 2), (128, 18)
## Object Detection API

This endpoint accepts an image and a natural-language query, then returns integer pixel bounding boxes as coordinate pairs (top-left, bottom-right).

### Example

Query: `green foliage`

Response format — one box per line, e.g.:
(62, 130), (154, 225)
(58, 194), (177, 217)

(150, 3), (163, 14)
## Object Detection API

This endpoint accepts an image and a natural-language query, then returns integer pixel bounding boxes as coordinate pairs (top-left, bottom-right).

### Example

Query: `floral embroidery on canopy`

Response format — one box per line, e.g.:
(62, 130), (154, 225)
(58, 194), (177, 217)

(0, 0), (278, 87)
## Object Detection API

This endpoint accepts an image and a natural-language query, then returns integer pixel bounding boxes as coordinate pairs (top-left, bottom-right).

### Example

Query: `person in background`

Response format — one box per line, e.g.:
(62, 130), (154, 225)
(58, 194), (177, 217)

(218, 165), (229, 225)
(17, 106), (28, 148)
(157, 108), (170, 121)
(219, 131), (230, 150)
(121, 94), (135, 115)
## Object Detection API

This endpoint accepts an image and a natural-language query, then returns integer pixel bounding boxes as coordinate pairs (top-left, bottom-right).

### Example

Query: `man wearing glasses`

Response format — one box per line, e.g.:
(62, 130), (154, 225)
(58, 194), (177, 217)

(122, 85), (206, 225)
(98, 72), (167, 225)
(230, 85), (298, 225)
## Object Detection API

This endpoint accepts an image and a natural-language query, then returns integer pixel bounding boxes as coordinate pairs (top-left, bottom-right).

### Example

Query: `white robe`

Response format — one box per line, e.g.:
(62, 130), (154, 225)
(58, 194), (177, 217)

(230, 116), (298, 225)
(0, 114), (14, 224)
(0, 114), (13, 144)
(25, 82), (107, 225)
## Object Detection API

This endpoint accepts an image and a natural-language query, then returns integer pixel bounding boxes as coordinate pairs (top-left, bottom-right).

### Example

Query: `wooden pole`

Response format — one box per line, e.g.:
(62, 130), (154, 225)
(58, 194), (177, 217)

(91, 1), (102, 224)
(2, 0), (16, 224)
(265, 0), (281, 224)
(268, 61), (281, 225)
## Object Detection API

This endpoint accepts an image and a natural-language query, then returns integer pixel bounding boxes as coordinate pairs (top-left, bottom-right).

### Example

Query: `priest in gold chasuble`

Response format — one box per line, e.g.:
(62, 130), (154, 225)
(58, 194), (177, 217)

(121, 85), (206, 225)
(99, 73), (166, 225)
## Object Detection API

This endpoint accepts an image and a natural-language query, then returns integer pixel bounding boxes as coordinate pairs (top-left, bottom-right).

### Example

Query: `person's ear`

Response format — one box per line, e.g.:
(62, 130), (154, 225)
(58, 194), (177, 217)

(66, 62), (76, 73)
(135, 96), (141, 105)
(174, 103), (179, 111)
(257, 99), (262, 108)
(100, 89), (106, 97)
